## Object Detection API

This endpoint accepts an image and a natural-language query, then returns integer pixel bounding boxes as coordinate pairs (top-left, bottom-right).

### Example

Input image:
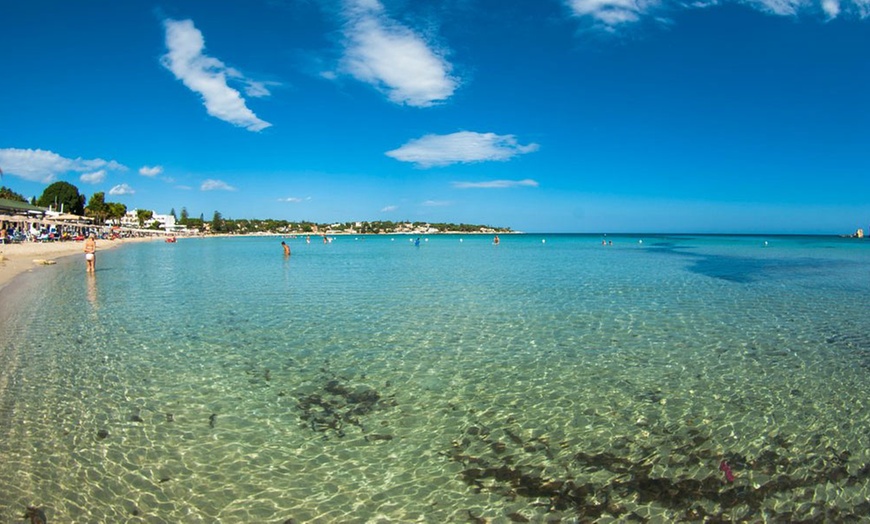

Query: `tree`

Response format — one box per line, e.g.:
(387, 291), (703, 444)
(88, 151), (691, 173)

(136, 209), (153, 227)
(186, 216), (204, 230)
(107, 202), (127, 225)
(85, 192), (110, 225)
(37, 181), (85, 215)
(179, 207), (189, 225)
(170, 208), (177, 221)
(0, 186), (27, 202)
(211, 210), (224, 233)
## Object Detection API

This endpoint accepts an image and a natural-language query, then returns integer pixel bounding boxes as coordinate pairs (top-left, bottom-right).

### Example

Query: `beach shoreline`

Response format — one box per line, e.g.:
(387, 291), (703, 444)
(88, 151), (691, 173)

(0, 237), (158, 290)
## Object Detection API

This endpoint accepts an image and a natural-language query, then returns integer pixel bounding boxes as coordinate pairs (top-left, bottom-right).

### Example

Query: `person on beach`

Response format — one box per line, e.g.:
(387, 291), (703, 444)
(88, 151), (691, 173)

(84, 233), (96, 272)
(281, 240), (291, 256)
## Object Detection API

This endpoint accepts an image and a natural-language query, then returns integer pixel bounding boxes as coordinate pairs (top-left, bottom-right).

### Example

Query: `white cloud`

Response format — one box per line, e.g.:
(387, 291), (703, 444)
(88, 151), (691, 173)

(139, 165), (163, 177)
(339, 0), (458, 107)
(278, 196), (305, 203)
(748, 0), (870, 17)
(566, 0), (655, 27)
(0, 147), (126, 183)
(453, 179), (540, 189)
(109, 184), (135, 195)
(161, 18), (272, 131)
(386, 131), (540, 168)
(422, 200), (451, 207)
(200, 179), (236, 191)
(822, 0), (841, 16)
(80, 170), (107, 184)
(750, 0), (808, 16)
(381, 205), (398, 212)
(565, 0), (870, 28)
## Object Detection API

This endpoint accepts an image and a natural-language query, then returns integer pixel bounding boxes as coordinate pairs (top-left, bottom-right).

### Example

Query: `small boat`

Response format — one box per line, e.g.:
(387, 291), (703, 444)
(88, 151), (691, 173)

(165, 237), (177, 243)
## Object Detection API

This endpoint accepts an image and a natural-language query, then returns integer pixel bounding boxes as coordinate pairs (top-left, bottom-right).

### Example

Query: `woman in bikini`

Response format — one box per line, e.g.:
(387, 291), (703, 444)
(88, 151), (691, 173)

(84, 233), (96, 273)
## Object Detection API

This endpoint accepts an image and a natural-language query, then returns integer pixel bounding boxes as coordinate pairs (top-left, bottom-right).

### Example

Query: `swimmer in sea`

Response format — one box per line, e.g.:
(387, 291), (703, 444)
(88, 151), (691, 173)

(281, 241), (291, 256)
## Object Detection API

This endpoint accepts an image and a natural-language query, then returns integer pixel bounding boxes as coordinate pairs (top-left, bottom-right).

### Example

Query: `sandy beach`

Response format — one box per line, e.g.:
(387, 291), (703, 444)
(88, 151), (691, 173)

(0, 237), (157, 290)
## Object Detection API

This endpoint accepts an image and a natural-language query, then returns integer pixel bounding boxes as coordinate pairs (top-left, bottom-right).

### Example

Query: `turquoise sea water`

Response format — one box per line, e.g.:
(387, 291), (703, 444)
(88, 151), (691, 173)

(1, 234), (868, 522)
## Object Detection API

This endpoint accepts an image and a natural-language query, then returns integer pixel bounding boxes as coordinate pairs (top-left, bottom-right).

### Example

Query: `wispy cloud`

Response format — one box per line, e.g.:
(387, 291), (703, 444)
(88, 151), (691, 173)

(161, 18), (272, 131)
(109, 184), (135, 196)
(821, 0), (841, 17)
(278, 196), (306, 203)
(381, 205), (398, 212)
(565, 0), (870, 30)
(0, 147), (126, 183)
(422, 200), (451, 207)
(200, 179), (236, 191)
(339, 0), (458, 107)
(453, 179), (540, 189)
(386, 131), (539, 168)
(565, 0), (655, 28)
(139, 165), (163, 177)
(80, 170), (107, 184)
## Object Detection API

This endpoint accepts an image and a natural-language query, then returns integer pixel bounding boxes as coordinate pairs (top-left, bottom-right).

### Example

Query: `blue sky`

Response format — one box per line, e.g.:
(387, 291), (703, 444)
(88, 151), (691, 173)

(1, 0), (868, 233)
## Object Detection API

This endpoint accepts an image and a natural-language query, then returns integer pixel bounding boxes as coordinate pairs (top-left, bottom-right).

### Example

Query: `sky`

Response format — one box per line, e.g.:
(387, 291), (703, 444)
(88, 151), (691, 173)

(1, 0), (868, 234)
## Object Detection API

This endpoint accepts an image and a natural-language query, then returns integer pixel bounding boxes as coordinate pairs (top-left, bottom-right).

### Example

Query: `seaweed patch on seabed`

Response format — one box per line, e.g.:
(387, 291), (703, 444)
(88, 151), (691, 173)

(294, 370), (397, 440)
(445, 420), (870, 522)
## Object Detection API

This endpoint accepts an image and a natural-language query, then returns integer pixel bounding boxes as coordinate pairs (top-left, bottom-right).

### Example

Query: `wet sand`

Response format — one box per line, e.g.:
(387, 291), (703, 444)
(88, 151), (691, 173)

(0, 237), (157, 290)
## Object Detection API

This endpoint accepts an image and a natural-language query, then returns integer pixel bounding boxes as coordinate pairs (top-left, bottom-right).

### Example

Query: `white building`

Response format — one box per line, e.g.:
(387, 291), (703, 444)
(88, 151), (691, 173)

(121, 209), (180, 232)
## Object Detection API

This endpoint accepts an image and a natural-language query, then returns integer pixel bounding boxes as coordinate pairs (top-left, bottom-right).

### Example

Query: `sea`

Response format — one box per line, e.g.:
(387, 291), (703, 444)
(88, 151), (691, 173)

(0, 234), (868, 523)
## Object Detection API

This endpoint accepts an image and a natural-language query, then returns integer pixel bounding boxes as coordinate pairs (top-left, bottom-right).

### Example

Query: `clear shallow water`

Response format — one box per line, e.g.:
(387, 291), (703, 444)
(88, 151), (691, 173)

(1, 234), (869, 522)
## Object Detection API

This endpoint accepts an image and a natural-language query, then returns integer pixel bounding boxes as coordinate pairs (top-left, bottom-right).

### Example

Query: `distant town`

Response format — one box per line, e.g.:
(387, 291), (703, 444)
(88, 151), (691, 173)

(1, 182), (513, 237)
(134, 211), (514, 236)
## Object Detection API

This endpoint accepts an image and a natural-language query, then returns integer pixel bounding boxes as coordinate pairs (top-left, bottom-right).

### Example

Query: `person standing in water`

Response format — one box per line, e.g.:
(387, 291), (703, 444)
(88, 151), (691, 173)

(281, 241), (291, 256)
(84, 233), (96, 272)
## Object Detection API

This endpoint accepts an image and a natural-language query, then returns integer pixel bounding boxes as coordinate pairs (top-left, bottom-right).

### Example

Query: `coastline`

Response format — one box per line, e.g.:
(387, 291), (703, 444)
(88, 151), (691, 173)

(0, 236), (157, 290)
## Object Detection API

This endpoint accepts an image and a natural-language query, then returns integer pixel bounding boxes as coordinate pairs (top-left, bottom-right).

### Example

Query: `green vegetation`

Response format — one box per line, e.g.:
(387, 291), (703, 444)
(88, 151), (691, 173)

(211, 210), (225, 233)
(37, 181), (85, 215)
(107, 202), (128, 225)
(0, 186), (28, 203)
(136, 209), (154, 227)
(84, 191), (128, 225)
